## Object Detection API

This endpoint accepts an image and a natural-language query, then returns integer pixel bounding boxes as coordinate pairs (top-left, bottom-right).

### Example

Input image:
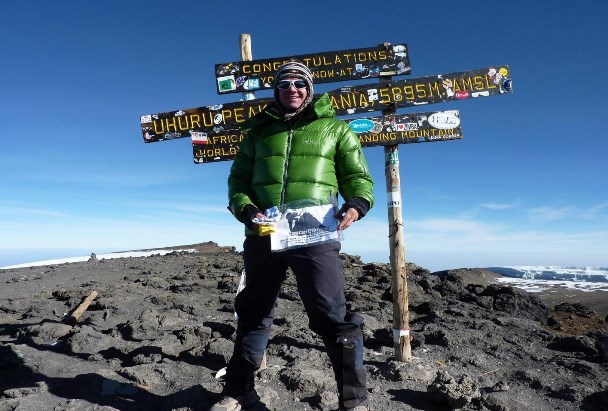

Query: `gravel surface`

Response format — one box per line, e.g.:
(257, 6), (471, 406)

(1, 242), (607, 410)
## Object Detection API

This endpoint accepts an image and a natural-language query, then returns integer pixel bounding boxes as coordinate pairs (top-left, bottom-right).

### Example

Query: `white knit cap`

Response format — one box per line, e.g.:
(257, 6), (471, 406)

(273, 60), (314, 119)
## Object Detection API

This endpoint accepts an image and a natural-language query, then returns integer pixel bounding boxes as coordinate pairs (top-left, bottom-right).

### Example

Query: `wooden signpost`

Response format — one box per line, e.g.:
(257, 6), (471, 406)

(139, 36), (513, 362)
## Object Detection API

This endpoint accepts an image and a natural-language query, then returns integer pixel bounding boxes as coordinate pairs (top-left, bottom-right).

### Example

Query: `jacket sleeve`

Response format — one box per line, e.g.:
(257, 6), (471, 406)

(334, 122), (374, 210)
(228, 134), (258, 224)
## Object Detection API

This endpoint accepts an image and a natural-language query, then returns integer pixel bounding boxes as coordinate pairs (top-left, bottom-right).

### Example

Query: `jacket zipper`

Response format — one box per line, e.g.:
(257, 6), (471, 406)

(279, 127), (294, 207)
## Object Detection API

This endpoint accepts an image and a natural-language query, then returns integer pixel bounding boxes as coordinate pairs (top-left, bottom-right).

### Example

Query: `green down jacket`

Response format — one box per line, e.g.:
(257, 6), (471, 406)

(228, 93), (374, 230)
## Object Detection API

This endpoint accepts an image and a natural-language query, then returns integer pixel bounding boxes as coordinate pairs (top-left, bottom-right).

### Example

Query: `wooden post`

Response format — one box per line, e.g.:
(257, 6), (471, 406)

(240, 34), (255, 102)
(380, 59), (412, 362)
(238, 33), (267, 372)
(385, 144), (411, 362)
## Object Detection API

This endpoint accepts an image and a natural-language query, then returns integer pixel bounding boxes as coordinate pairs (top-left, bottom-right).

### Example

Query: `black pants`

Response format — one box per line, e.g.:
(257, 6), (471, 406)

(225, 235), (368, 408)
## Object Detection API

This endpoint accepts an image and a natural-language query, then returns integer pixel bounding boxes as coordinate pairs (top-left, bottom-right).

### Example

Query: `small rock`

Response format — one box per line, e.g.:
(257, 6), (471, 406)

(279, 367), (335, 398)
(427, 370), (481, 408)
(2, 381), (47, 398)
(491, 381), (510, 392)
(25, 321), (73, 346)
(381, 359), (435, 383)
(312, 390), (339, 408)
(548, 335), (598, 357)
(65, 325), (114, 355)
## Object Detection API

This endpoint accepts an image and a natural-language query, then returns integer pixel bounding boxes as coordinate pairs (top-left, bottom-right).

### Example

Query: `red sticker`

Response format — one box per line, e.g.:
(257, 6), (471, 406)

(455, 91), (470, 100)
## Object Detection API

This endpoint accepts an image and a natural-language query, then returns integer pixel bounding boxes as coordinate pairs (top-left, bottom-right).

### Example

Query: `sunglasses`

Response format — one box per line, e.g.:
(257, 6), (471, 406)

(277, 79), (307, 90)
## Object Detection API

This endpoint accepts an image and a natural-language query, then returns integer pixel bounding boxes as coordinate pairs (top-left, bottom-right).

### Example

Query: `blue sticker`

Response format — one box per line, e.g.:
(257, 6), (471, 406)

(245, 78), (261, 90)
(348, 119), (376, 133)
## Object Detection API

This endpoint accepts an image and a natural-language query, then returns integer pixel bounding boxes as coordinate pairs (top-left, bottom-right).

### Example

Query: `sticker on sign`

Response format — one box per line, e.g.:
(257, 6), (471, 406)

(427, 111), (460, 130)
(217, 75), (236, 92)
(191, 132), (208, 144)
(348, 119), (376, 133)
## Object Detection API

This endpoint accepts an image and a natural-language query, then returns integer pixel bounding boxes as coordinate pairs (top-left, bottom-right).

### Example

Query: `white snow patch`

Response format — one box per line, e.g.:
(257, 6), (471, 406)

(496, 277), (608, 293)
(1, 248), (197, 269)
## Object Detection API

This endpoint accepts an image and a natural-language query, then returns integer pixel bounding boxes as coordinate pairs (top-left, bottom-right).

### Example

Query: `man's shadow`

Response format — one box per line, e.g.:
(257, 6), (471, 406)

(1, 360), (271, 410)
(0, 321), (271, 410)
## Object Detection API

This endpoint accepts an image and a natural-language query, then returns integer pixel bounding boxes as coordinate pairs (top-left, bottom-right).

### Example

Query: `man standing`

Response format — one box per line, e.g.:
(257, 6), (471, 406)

(211, 60), (374, 411)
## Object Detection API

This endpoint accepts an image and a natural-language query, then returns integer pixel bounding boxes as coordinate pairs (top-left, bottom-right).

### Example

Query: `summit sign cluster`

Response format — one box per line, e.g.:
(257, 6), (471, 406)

(139, 42), (512, 163)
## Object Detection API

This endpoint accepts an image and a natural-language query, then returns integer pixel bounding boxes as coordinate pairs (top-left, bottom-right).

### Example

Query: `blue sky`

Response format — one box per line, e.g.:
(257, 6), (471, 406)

(1, 1), (606, 271)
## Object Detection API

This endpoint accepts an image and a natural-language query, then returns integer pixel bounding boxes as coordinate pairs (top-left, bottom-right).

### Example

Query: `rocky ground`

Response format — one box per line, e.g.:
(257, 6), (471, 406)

(1, 242), (607, 411)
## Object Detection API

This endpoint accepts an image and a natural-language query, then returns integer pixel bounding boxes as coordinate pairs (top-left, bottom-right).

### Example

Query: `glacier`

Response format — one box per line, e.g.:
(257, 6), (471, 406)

(486, 266), (608, 283)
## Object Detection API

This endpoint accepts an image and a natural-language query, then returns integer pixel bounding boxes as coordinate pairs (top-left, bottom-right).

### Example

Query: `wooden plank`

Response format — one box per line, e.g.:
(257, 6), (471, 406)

(141, 65), (510, 143)
(192, 130), (244, 163)
(68, 290), (98, 322)
(214, 43), (411, 94)
(191, 110), (461, 163)
(329, 65), (512, 116)
(141, 100), (270, 143)
(346, 110), (462, 147)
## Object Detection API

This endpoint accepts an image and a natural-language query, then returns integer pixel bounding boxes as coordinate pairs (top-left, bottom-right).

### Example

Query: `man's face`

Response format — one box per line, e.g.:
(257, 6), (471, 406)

(277, 77), (308, 112)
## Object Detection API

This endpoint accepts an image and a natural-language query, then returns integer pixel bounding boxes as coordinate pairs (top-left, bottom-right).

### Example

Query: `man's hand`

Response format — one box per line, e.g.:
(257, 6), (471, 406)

(250, 213), (266, 231)
(335, 206), (359, 230)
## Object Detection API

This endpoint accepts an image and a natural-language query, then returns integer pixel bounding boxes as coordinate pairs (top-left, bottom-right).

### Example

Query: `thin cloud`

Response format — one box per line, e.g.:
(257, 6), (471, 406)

(14, 169), (204, 188)
(68, 172), (195, 187)
(409, 218), (501, 234)
(0, 212), (241, 252)
(171, 204), (231, 214)
(346, 214), (608, 268)
(397, 215), (607, 251)
(527, 206), (574, 222)
(458, 201), (518, 219)
(480, 203), (514, 210)
(0, 206), (69, 218)
(2, 212), (607, 269)
(581, 201), (608, 219)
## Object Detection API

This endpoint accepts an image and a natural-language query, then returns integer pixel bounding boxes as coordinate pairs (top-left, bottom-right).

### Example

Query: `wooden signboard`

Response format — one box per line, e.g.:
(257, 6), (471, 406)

(330, 65), (511, 115)
(215, 43), (411, 94)
(140, 65), (510, 144)
(192, 130), (245, 163)
(140, 100), (268, 143)
(192, 110), (462, 163)
(345, 110), (462, 146)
